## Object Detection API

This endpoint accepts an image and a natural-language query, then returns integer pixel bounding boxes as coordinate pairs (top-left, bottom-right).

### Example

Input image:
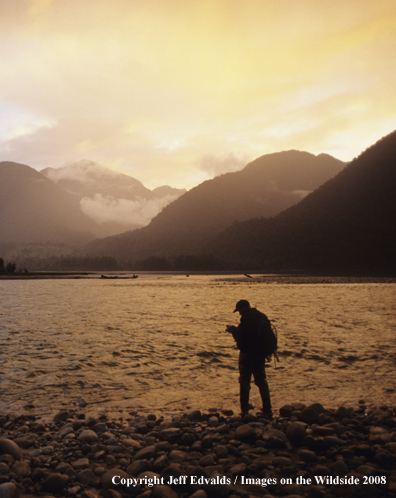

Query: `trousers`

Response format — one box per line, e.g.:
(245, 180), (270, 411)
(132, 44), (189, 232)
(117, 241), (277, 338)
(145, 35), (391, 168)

(238, 351), (272, 413)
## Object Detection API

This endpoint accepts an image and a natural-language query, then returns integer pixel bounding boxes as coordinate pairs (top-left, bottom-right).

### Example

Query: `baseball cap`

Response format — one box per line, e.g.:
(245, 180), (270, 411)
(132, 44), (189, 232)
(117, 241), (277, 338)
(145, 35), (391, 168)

(233, 299), (250, 312)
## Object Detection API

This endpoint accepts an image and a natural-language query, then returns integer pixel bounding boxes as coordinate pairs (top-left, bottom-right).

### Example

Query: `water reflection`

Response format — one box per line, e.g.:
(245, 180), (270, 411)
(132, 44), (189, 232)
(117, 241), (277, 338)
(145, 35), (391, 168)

(0, 276), (395, 419)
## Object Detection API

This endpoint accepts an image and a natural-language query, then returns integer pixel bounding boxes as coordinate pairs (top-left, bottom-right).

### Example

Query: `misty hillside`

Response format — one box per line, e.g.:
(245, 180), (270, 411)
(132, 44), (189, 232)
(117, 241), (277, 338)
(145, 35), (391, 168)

(0, 162), (101, 246)
(41, 160), (186, 233)
(212, 130), (396, 273)
(86, 151), (345, 261)
(41, 160), (152, 200)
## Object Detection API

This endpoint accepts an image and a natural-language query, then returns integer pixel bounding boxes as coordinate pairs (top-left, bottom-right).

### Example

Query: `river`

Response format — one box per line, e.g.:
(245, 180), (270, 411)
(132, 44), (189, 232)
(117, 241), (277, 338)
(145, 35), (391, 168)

(1, 274), (395, 420)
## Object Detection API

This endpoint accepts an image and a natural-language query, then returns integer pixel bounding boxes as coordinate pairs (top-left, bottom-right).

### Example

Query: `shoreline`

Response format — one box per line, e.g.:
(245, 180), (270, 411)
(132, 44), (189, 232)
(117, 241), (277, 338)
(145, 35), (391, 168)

(1, 271), (396, 284)
(1, 401), (395, 497)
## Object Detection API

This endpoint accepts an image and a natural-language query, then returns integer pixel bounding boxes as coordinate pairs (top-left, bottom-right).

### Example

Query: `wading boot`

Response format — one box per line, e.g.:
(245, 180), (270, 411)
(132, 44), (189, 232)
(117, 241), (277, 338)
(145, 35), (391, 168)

(259, 381), (273, 420)
(240, 384), (251, 415)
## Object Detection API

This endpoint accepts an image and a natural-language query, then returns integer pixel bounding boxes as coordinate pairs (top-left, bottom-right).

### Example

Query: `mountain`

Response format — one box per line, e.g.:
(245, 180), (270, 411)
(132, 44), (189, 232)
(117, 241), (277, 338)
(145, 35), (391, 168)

(212, 130), (396, 273)
(86, 151), (345, 262)
(41, 160), (186, 235)
(0, 161), (101, 246)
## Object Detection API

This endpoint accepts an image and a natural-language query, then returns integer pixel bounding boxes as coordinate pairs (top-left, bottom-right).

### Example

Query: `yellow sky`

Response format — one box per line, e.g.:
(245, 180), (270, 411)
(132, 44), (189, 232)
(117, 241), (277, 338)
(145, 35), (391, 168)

(1, 0), (396, 188)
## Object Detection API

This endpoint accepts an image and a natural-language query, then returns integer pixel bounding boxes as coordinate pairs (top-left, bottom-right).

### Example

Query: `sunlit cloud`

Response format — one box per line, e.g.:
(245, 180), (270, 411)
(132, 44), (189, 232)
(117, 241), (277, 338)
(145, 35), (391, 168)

(198, 153), (248, 176)
(0, 0), (395, 188)
(80, 193), (182, 227)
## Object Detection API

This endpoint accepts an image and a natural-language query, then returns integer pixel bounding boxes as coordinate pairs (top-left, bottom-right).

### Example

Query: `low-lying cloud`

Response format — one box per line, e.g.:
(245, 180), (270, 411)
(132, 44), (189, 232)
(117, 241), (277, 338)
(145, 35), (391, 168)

(80, 193), (180, 227)
(292, 189), (312, 199)
(45, 160), (120, 183)
(198, 152), (248, 176)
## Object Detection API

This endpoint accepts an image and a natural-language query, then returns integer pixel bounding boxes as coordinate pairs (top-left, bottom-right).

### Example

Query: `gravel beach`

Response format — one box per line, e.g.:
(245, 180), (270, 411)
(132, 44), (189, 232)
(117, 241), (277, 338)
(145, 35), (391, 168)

(0, 401), (395, 498)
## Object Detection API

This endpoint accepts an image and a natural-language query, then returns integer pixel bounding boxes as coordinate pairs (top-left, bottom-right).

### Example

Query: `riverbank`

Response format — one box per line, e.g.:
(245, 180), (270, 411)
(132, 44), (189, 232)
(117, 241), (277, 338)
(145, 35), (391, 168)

(1, 271), (396, 283)
(0, 401), (395, 498)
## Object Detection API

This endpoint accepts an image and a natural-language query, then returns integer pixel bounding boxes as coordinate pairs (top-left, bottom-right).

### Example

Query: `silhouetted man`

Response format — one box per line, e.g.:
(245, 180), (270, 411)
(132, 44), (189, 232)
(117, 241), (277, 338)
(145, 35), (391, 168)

(226, 299), (273, 418)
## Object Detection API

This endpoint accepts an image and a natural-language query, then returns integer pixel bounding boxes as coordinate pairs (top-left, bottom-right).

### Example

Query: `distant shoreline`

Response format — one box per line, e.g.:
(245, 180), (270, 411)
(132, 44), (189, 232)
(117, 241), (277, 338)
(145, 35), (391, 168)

(1, 271), (396, 283)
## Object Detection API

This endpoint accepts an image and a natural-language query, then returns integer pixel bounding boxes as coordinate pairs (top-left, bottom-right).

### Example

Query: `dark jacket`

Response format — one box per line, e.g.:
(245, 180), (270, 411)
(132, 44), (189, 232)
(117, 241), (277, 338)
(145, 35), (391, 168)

(231, 308), (271, 356)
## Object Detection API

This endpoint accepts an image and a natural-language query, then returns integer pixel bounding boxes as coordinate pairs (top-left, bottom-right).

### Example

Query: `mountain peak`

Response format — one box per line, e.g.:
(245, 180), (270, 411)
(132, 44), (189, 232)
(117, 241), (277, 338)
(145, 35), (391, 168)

(86, 149), (345, 262)
(42, 160), (144, 187)
(214, 129), (396, 272)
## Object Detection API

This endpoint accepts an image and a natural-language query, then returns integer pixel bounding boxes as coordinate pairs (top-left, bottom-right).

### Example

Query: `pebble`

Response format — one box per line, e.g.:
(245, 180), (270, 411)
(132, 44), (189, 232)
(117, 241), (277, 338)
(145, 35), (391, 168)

(0, 402), (394, 497)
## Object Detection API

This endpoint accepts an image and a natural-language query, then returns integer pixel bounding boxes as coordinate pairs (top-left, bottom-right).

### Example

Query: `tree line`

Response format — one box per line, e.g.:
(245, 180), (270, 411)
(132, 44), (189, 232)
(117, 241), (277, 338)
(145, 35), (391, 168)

(3, 253), (227, 272)
(0, 258), (17, 273)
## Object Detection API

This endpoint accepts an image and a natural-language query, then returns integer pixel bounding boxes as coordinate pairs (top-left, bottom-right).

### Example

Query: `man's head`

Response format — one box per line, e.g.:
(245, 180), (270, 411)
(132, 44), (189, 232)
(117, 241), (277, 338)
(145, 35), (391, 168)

(233, 299), (251, 315)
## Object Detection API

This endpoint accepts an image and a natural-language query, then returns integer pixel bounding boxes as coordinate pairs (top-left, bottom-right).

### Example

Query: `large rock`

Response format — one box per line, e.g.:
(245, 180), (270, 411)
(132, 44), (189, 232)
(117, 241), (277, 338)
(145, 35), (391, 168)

(159, 428), (182, 443)
(72, 457), (90, 470)
(299, 407), (319, 424)
(198, 454), (215, 467)
(134, 445), (156, 461)
(14, 433), (38, 448)
(313, 425), (336, 437)
(53, 410), (71, 423)
(0, 482), (18, 498)
(121, 439), (142, 450)
(153, 454), (169, 473)
(262, 428), (290, 449)
(0, 463), (9, 475)
(335, 406), (348, 418)
(285, 421), (306, 444)
(0, 439), (22, 460)
(11, 460), (30, 476)
(101, 468), (130, 490)
(127, 459), (151, 475)
(59, 425), (74, 437)
(168, 450), (187, 463)
(235, 424), (256, 444)
(41, 472), (69, 493)
(184, 409), (201, 421)
(308, 403), (325, 414)
(279, 404), (294, 417)
(79, 429), (99, 443)
(76, 468), (97, 485)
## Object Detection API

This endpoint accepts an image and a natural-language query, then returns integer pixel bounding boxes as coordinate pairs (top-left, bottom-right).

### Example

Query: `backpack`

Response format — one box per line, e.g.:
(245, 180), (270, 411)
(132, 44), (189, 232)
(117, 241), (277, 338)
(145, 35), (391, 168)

(260, 319), (279, 367)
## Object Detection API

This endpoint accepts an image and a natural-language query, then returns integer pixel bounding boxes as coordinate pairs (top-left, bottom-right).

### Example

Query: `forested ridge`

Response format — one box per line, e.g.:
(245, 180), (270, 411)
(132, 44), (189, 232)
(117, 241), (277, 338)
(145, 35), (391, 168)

(210, 130), (396, 272)
(3, 132), (395, 274)
(86, 150), (345, 262)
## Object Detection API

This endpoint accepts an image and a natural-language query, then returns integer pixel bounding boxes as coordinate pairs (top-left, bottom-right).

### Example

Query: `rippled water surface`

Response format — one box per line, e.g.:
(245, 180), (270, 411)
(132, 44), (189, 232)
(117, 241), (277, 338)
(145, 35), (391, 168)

(1, 275), (395, 419)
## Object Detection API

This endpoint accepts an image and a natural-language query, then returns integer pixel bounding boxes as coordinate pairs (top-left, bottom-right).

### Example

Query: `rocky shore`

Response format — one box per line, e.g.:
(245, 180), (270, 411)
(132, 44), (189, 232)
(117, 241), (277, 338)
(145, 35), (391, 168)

(0, 401), (395, 498)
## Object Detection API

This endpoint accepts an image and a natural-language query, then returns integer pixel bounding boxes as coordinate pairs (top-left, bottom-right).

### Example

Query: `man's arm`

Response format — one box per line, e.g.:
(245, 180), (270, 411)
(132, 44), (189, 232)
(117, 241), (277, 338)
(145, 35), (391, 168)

(226, 324), (243, 348)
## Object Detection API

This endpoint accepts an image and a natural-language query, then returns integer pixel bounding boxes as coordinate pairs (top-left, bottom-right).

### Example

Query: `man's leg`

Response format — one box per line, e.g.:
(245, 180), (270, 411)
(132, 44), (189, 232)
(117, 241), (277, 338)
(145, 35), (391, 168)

(238, 353), (252, 414)
(258, 381), (272, 415)
(252, 356), (273, 418)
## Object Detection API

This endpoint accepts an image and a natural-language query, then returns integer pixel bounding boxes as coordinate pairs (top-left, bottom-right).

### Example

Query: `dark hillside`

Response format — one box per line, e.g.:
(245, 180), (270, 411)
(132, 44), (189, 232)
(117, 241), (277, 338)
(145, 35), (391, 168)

(213, 130), (396, 273)
(0, 162), (100, 245)
(87, 151), (345, 261)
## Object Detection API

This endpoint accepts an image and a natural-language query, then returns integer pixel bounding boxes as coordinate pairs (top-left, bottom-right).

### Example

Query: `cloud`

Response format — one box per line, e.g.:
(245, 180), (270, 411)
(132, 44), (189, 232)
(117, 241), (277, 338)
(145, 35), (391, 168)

(44, 159), (120, 183)
(197, 153), (248, 176)
(1, 1), (396, 189)
(292, 190), (312, 200)
(79, 193), (181, 227)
